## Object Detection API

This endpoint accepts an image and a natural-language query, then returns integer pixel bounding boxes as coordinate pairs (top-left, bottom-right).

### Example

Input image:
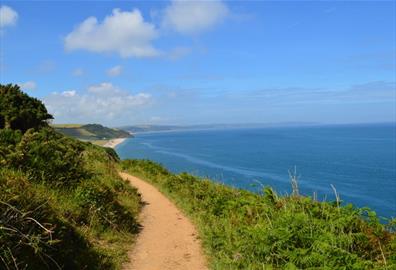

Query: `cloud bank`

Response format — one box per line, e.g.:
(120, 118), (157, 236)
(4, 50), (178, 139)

(44, 82), (152, 124)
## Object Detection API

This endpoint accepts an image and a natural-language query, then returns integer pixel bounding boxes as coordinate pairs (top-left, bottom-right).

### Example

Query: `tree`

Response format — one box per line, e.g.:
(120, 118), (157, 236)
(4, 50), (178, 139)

(0, 84), (53, 133)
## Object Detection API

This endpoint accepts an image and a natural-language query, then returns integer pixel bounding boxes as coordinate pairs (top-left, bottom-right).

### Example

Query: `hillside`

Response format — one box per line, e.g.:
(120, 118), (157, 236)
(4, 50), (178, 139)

(1, 84), (141, 269)
(53, 123), (131, 141)
(120, 124), (182, 133)
(120, 123), (319, 134)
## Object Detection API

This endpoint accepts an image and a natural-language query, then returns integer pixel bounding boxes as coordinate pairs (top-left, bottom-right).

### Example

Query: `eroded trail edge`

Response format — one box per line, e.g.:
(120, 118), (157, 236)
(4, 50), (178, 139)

(119, 172), (207, 270)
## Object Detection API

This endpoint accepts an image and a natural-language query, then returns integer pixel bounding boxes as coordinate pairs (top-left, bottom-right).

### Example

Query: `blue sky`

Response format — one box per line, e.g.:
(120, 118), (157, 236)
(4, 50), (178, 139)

(0, 0), (395, 126)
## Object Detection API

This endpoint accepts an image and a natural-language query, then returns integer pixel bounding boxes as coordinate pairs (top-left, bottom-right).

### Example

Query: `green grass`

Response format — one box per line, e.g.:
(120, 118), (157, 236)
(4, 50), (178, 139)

(0, 129), (141, 270)
(53, 124), (131, 141)
(50, 124), (83, 128)
(90, 139), (109, 146)
(121, 159), (396, 270)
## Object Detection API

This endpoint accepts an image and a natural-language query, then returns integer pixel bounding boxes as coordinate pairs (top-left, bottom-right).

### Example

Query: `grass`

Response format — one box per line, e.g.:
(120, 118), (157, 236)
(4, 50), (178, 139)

(50, 124), (83, 128)
(52, 124), (131, 141)
(90, 139), (109, 146)
(121, 159), (396, 270)
(0, 130), (141, 270)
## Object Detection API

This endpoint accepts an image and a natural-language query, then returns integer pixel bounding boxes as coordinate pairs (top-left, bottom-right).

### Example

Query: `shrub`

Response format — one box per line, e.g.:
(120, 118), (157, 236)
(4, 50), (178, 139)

(0, 129), (22, 165)
(103, 147), (120, 162)
(0, 84), (53, 133)
(9, 128), (88, 186)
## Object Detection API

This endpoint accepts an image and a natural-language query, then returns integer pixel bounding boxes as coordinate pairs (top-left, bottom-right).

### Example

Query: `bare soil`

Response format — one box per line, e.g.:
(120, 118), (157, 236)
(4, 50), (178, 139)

(119, 172), (208, 270)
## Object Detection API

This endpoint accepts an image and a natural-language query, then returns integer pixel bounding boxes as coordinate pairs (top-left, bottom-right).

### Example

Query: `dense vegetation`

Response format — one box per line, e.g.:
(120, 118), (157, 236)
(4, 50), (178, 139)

(121, 159), (396, 270)
(0, 84), (141, 269)
(53, 123), (131, 141)
(0, 84), (53, 132)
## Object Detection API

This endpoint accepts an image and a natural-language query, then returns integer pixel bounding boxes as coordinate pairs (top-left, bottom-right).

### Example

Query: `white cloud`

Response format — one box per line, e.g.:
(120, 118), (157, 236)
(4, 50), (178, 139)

(61, 90), (77, 97)
(44, 82), (152, 124)
(72, 68), (84, 76)
(19, 81), (37, 91)
(107, 65), (123, 77)
(0, 5), (18, 28)
(162, 0), (229, 35)
(64, 8), (160, 58)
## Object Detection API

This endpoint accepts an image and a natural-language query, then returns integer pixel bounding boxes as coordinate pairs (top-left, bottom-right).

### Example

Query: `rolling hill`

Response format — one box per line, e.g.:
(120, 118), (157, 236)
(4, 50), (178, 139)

(53, 123), (131, 141)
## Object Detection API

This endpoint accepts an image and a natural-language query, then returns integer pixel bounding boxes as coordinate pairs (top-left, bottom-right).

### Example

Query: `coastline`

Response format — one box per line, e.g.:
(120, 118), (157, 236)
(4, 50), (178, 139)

(103, 138), (127, 149)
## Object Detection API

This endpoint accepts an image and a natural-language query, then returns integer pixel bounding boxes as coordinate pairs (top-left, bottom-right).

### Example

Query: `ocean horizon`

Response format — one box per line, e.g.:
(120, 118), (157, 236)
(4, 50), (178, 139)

(116, 123), (396, 219)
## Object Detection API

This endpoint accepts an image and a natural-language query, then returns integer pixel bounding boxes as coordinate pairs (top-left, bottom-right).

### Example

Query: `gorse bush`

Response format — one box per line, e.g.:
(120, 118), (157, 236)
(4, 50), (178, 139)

(121, 159), (396, 270)
(0, 84), (52, 133)
(0, 129), (22, 165)
(3, 128), (88, 186)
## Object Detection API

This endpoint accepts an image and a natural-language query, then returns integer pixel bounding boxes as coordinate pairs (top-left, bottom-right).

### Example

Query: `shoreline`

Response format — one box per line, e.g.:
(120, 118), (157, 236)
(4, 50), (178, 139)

(103, 138), (127, 149)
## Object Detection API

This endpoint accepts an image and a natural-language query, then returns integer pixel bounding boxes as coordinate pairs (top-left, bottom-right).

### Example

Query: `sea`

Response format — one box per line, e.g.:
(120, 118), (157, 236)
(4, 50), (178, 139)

(116, 123), (396, 219)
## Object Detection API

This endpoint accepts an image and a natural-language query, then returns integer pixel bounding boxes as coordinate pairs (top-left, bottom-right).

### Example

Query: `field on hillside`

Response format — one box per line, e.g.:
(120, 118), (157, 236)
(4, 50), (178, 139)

(53, 124), (131, 141)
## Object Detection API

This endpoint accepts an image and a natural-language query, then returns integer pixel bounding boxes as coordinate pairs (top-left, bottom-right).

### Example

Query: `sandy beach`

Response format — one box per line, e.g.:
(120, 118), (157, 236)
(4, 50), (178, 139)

(103, 138), (127, 148)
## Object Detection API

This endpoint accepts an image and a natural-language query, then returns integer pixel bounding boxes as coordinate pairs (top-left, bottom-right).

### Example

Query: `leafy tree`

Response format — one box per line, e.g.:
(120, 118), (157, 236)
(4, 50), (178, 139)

(0, 84), (53, 133)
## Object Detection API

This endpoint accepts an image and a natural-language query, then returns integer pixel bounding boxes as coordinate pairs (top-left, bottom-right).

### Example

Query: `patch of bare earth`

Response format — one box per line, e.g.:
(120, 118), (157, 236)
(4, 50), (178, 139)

(119, 172), (208, 270)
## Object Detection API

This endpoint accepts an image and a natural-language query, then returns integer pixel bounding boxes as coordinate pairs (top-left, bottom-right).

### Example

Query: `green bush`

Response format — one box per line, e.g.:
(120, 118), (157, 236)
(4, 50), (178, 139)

(0, 129), (22, 165)
(8, 128), (88, 186)
(0, 84), (53, 133)
(103, 147), (120, 162)
(0, 128), (22, 145)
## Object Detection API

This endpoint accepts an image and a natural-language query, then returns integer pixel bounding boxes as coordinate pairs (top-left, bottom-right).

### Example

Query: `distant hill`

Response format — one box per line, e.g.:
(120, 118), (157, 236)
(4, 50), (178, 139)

(53, 123), (131, 140)
(120, 122), (320, 134)
(120, 125), (183, 133)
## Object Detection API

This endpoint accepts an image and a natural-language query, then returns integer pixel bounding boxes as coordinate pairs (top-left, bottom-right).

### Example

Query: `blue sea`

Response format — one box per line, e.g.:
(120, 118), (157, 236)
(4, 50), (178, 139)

(116, 123), (396, 218)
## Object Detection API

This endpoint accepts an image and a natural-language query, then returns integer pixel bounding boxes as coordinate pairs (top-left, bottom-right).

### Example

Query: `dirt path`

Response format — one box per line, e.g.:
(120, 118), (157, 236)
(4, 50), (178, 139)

(119, 172), (207, 270)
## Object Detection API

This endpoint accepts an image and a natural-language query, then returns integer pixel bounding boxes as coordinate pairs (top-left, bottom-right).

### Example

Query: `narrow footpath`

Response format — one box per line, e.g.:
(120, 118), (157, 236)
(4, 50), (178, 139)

(119, 172), (207, 270)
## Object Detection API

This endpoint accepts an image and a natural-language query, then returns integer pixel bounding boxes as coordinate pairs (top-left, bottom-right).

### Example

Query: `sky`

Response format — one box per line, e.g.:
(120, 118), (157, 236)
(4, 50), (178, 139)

(0, 0), (395, 126)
